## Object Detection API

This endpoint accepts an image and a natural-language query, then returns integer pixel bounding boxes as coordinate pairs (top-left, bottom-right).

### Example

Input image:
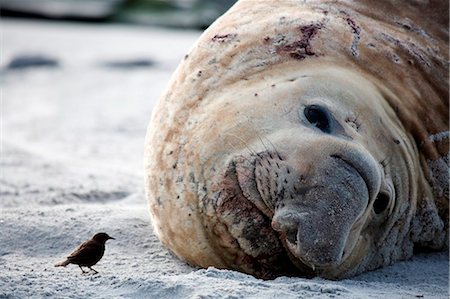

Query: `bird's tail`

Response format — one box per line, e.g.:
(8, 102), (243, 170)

(54, 259), (70, 267)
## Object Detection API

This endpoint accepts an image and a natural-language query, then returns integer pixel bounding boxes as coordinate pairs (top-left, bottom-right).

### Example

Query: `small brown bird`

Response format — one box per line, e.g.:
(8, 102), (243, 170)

(55, 232), (115, 274)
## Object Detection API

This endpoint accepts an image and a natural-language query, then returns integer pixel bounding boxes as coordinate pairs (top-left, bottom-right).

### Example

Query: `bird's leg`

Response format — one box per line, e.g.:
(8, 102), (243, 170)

(88, 267), (99, 274)
(79, 266), (88, 274)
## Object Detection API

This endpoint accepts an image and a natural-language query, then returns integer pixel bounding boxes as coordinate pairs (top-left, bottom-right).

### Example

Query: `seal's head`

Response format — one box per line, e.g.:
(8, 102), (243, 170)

(196, 63), (417, 278)
(145, 0), (448, 279)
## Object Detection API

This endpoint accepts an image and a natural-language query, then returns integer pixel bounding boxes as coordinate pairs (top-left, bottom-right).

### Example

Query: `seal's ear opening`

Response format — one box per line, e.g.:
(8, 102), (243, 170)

(373, 192), (390, 214)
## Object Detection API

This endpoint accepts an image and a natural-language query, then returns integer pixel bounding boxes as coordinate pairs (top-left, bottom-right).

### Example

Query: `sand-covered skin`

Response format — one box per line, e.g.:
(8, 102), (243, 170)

(0, 20), (448, 298)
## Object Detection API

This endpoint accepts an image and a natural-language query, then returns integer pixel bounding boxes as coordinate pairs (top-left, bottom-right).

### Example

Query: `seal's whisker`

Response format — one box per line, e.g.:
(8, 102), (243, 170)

(225, 132), (257, 156)
(263, 135), (283, 161)
(224, 138), (253, 165)
(255, 130), (270, 153)
(234, 117), (265, 158)
(259, 136), (270, 155)
(242, 116), (282, 160)
(223, 134), (265, 195)
(230, 120), (260, 156)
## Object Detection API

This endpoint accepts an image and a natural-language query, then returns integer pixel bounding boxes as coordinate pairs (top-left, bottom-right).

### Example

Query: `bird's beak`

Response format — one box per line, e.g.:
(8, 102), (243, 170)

(109, 236), (115, 240)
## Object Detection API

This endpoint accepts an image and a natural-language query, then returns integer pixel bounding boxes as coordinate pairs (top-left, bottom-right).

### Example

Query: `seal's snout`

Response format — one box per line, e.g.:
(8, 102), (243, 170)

(272, 208), (345, 269)
(265, 149), (376, 271)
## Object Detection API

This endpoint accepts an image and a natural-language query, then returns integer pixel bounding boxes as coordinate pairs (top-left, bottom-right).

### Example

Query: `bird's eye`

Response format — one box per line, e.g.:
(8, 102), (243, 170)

(373, 192), (390, 214)
(304, 105), (331, 133)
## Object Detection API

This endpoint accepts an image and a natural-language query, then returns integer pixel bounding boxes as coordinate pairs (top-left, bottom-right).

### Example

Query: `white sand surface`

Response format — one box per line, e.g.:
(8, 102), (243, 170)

(0, 19), (448, 299)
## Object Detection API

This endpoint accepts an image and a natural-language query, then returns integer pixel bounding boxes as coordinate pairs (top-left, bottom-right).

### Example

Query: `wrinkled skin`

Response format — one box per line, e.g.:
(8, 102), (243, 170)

(191, 65), (416, 278)
(145, 0), (448, 279)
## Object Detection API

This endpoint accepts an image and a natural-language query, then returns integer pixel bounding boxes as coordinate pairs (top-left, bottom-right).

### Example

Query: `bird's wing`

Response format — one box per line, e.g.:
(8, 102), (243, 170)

(67, 240), (104, 264)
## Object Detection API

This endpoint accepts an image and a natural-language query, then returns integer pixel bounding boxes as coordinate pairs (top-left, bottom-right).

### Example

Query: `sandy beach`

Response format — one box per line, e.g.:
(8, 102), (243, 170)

(0, 19), (448, 298)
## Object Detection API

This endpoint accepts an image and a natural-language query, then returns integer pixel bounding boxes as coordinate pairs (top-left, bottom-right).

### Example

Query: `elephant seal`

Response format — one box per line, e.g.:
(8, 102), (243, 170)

(144, 0), (448, 279)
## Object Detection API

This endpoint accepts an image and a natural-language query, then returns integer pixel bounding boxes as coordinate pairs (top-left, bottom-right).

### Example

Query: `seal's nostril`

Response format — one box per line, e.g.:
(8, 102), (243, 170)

(373, 192), (390, 214)
(271, 219), (280, 231)
(272, 213), (299, 244)
(285, 228), (298, 244)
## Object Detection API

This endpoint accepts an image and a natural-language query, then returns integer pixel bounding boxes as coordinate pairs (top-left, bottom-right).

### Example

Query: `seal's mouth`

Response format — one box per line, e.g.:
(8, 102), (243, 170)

(283, 236), (319, 271)
(232, 154), (316, 274)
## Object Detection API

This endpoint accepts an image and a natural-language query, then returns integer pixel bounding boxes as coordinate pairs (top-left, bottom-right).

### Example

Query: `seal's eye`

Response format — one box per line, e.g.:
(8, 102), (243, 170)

(373, 192), (390, 214)
(304, 105), (331, 133)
